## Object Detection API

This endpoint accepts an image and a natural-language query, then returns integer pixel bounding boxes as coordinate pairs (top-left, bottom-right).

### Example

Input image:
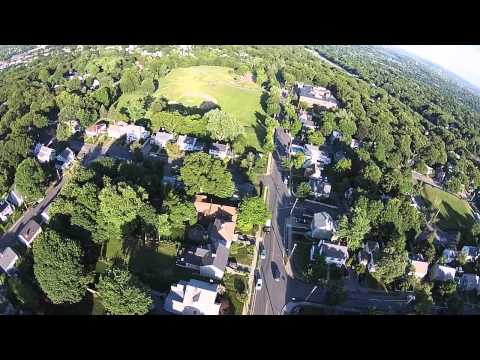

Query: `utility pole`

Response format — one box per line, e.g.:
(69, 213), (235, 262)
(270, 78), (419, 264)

(285, 243), (297, 266)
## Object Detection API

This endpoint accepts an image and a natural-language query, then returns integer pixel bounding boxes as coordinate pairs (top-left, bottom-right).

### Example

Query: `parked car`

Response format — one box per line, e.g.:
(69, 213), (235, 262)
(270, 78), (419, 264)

(260, 244), (267, 260)
(263, 219), (272, 233)
(256, 278), (263, 290)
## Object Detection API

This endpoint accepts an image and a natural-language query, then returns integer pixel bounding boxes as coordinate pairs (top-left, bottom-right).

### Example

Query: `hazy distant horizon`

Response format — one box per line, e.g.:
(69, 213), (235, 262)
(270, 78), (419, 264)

(388, 45), (480, 90)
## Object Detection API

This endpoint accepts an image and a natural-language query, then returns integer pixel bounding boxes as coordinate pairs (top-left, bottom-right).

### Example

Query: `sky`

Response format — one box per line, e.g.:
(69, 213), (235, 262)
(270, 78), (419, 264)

(390, 45), (480, 89)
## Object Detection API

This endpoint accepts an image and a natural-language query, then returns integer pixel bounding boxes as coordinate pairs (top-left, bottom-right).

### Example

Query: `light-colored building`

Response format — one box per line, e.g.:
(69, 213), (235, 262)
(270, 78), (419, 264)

(311, 240), (348, 267)
(55, 147), (75, 171)
(85, 123), (107, 137)
(409, 260), (429, 279)
(7, 191), (23, 208)
(164, 279), (221, 315)
(430, 264), (456, 282)
(107, 121), (129, 139)
(126, 124), (150, 144)
(153, 131), (174, 148)
(0, 247), (18, 274)
(0, 201), (13, 223)
(296, 83), (338, 109)
(461, 246), (479, 263)
(176, 135), (203, 152)
(309, 178), (331, 199)
(17, 219), (42, 247)
(209, 143), (230, 160)
(310, 212), (335, 240)
(459, 273), (480, 293)
(34, 144), (56, 164)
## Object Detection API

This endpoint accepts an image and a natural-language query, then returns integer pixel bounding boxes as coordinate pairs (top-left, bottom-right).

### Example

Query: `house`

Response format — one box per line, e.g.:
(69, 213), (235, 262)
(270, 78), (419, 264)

(85, 123), (107, 137)
(164, 279), (221, 315)
(176, 135), (204, 152)
(0, 201), (13, 222)
(350, 138), (361, 149)
(55, 147), (75, 171)
(0, 247), (18, 274)
(310, 212), (335, 240)
(311, 241), (348, 267)
(178, 196), (238, 281)
(304, 144), (331, 166)
(298, 110), (316, 131)
(295, 83), (338, 109)
(309, 178), (331, 199)
(126, 124), (150, 144)
(17, 219), (42, 247)
(209, 143), (230, 160)
(435, 167), (446, 184)
(153, 131), (174, 148)
(459, 273), (480, 292)
(430, 264), (456, 282)
(107, 121), (129, 139)
(358, 241), (380, 273)
(442, 249), (457, 264)
(409, 260), (429, 279)
(461, 246), (479, 263)
(7, 191), (23, 208)
(34, 144), (56, 164)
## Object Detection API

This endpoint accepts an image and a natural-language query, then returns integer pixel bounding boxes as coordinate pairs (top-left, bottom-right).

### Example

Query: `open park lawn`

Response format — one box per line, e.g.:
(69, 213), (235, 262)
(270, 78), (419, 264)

(155, 66), (266, 150)
(229, 242), (255, 266)
(421, 184), (474, 231)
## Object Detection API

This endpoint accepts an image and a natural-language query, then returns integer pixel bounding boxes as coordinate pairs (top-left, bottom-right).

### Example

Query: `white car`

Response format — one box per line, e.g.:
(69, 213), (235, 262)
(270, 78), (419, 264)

(255, 278), (263, 290)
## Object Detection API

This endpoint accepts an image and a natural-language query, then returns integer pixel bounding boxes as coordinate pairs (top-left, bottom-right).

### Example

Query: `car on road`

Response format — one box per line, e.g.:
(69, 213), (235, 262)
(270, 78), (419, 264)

(255, 277), (263, 290)
(263, 219), (272, 233)
(271, 262), (281, 282)
(260, 244), (266, 260)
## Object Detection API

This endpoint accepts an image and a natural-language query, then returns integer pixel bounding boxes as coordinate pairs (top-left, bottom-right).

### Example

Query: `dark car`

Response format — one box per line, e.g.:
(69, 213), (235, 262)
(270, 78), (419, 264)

(271, 262), (281, 282)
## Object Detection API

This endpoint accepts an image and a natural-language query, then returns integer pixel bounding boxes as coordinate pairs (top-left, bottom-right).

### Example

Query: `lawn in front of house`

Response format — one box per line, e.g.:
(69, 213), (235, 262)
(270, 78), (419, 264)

(222, 273), (248, 315)
(229, 242), (255, 266)
(421, 184), (474, 231)
(291, 242), (313, 282)
(155, 66), (265, 151)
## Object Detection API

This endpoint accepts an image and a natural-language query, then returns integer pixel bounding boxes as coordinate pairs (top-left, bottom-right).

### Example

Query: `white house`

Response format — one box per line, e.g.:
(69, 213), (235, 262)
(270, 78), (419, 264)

(176, 135), (203, 152)
(34, 144), (56, 164)
(107, 121), (129, 139)
(409, 260), (429, 279)
(459, 273), (480, 293)
(126, 124), (150, 144)
(85, 123), (107, 137)
(164, 279), (221, 315)
(310, 212), (335, 240)
(430, 264), (456, 282)
(17, 219), (42, 247)
(55, 147), (75, 171)
(7, 191), (23, 208)
(441, 249), (457, 264)
(311, 241), (348, 267)
(153, 131), (174, 148)
(461, 246), (479, 263)
(0, 201), (13, 223)
(0, 247), (18, 274)
(209, 143), (230, 160)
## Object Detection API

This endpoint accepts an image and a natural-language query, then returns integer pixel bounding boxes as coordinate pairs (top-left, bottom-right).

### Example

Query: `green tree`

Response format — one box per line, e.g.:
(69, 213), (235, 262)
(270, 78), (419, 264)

(150, 96), (168, 114)
(308, 131), (325, 146)
(296, 182), (311, 200)
(373, 233), (409, 285)
(362, 163), (382, 185)
(324, 280), (347, 306)
(414, 282), (434, 314)
(33, 230), (92, 304)
(97, 266), (153, 315)
(336, 206), (371, 251)
(205, 109), (244, 142)
(179, 152), (234, 198)
(15, 158), (48, 203)
(119, 68), (141, 94)
(335, 158), (352, 172)
(237, 196), (271, 233)
(165, 142), (183, 161)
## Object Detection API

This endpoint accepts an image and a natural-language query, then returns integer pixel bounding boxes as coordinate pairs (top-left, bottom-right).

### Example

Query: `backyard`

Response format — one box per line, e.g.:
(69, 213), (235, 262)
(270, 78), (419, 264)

(229, 241), (255, 266)
(421, 184), (474, 231)
(155, 66), (266, 151)
(222, 273), (248, 315)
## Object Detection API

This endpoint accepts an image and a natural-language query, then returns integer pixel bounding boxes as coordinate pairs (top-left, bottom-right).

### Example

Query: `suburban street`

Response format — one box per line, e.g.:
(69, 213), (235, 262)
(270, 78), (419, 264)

(0, 139), (134, 249)
(251, 128), (418, 315)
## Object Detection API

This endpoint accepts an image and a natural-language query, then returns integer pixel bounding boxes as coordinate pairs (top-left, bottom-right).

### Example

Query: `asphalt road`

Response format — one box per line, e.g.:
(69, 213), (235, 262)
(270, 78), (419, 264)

(0, 140), (134, 249)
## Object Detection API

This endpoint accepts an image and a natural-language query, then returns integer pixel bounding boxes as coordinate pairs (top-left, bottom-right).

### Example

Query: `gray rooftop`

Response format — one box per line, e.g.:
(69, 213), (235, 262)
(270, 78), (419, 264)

(0, 201), (12, 212)
(321, 242), (348, 261)
(18, 219), (42, 244)
(212, 243), (229, 273)
(0, 247), (18, 272)
(210, 143), (228, 153)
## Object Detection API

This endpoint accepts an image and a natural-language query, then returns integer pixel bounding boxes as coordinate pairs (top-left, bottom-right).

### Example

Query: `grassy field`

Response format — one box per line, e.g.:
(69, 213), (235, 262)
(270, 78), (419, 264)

(229, 242), (255, 266)
(421, 184), (474, 231)
(155, 66), (265, 150)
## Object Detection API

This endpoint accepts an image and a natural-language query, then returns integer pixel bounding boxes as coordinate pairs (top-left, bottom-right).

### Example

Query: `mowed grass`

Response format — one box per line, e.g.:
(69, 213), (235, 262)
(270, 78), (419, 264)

(155, 66), (266, 150)
(421, 184), (474, 231)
